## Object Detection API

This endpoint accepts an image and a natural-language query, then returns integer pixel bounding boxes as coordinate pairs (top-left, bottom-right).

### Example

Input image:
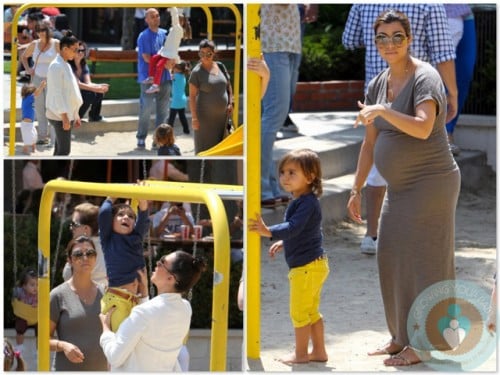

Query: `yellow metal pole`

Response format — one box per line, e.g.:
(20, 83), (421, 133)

(246, 4), (262, 360)
(38, 179), (241, 371)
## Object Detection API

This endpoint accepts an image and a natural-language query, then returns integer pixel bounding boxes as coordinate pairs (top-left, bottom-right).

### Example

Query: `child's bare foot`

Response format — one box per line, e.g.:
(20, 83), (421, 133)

(31, 144), (36, 152)
(277, 352), (309, 365)
(22, 146), (30, 155)
(308, 351), (328, 362)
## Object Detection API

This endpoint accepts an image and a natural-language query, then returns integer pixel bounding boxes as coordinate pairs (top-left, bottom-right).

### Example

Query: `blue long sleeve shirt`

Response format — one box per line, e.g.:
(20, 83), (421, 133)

(99, 199), (150, 287)
(269, 192), (324, 269)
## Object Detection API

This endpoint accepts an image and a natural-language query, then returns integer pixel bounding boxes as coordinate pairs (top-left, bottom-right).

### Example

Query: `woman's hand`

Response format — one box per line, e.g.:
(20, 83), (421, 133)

(268, 240), (284, 259)
(192, 118), (200, 130)
(347, 193), (363, 224)
(60, 341), (85, 363)
(99, 306), (116, 332)
(354, 101), (385, 128)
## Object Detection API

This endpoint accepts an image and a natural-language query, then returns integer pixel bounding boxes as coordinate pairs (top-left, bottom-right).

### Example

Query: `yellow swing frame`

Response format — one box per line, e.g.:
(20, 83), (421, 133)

(37, 178), (243, 371)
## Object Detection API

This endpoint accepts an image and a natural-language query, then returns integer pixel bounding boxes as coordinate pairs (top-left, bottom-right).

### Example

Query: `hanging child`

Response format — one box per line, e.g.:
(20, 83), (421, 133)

(99, 190), (150, 332)
(12, 268), (38, 355)
(20, 80), (46, 155)
(167, 60), (191, 134)
(143, 7), (184, 94)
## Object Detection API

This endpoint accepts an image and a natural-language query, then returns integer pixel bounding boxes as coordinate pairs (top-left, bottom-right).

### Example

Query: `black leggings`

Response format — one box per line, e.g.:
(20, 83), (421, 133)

(15, 317), (37, 336)
(167, 108), (190, 133)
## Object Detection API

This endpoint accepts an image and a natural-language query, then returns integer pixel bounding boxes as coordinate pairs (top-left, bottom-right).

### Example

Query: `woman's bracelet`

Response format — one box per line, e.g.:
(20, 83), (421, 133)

(350, 188), (362, 197)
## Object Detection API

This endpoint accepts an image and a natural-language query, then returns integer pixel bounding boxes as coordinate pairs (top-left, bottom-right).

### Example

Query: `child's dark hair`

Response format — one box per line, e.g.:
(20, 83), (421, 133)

(174, 60), (191, 76)
(4, 339), (26, 371)
(154, 123), (175, 147)
(278, 148), (323, 197)
(20, 84), (36, 98)
(111, 203), (137, 221)
(168, 250), (207, 293)
(17, 268), (37, 287)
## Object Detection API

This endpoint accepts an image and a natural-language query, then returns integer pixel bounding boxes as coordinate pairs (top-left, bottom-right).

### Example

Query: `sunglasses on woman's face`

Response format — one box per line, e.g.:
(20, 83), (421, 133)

(69, 221), (83, 230)
(199, 51), (214, 58)
(71, 249), (97, 259)
(374, 32), (407, 47)
(159, 255), (179, 282)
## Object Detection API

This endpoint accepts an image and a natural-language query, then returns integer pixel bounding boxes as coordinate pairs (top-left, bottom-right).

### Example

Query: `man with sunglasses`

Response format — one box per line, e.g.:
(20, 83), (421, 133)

(342, 4), (457, 255)
(136, 8), (175, 150)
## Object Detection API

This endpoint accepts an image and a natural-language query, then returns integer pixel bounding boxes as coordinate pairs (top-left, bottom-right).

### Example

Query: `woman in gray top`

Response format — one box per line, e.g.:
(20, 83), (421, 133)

(347, 10), (460, 367)
(49, 236), (107, 370)
(189, 39), (233, 154)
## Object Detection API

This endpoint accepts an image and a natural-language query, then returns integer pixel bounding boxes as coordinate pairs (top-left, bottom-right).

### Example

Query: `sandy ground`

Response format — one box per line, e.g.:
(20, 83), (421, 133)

(248, 177), (497, 372)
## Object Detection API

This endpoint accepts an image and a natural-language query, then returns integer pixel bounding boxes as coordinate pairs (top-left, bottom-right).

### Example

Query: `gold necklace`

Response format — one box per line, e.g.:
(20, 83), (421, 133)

(387, 57), (412, 102)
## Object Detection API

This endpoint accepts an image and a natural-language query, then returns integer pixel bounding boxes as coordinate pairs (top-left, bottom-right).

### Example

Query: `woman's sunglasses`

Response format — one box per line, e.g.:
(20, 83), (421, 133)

(374, 32), (407, 47)
(199, 51), (214, 58)
(71, 249), (97, 259)
(69, 221), (83, 230)
(159, 255), (179, 283)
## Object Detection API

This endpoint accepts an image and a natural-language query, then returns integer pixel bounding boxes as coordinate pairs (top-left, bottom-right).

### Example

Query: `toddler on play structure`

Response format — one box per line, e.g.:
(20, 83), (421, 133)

(143, 7), (184, 94)
(98, 194), (150, 332)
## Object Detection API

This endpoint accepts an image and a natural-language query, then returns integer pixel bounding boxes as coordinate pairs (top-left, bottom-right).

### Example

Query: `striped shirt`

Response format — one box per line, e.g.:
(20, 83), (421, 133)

(342, 4), (455, 92)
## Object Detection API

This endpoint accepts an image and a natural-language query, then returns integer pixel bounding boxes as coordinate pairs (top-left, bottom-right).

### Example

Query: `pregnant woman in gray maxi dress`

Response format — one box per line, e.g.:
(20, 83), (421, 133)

(347, 9), (460, 367)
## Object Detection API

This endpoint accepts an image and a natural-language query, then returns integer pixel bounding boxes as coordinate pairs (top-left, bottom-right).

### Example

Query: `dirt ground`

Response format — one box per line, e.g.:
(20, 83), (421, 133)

(248, 176), (497, 372)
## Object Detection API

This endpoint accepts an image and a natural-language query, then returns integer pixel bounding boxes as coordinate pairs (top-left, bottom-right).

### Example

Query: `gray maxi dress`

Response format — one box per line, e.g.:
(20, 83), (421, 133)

(367, 62), (461, 348)
(189, 62), (229, 154)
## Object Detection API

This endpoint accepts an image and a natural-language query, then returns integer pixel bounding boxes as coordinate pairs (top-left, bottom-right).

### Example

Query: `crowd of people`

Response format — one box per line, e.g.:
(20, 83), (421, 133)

(9, 6), (234, 156)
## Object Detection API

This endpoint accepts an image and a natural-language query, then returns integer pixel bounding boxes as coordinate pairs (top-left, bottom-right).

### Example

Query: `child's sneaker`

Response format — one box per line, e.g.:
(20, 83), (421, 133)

(142, 77), (153, 84)
(145, 84), (160, 94)
(360, 236), (377, 255)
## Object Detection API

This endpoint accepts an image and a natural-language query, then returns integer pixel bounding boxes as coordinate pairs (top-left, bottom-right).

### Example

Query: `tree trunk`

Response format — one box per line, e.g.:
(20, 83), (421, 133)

(121, 8), (135, 49)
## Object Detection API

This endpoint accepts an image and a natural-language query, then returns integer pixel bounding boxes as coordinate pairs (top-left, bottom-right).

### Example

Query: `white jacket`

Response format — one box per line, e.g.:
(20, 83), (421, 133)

(45, 54), (83, 121)
(100, 293), (192, 371)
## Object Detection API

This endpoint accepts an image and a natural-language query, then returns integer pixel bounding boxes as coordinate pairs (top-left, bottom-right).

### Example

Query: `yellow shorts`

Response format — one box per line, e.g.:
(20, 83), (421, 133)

(101, 288), (139, 332)
(288, 255), (329, 328)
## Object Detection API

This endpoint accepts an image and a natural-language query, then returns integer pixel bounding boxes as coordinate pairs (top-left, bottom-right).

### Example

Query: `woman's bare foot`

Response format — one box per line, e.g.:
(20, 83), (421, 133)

(277, 352), (309, 365)
(368, 340), (403, 356)
(308, 351), (328, 362)
(383, 346), (421, 366)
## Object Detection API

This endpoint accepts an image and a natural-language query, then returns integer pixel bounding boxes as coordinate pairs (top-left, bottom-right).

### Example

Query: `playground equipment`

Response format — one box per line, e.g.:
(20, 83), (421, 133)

(37, 178), (243, 371)
(246, 4), (262, 360)
(8, 3), (243, 156)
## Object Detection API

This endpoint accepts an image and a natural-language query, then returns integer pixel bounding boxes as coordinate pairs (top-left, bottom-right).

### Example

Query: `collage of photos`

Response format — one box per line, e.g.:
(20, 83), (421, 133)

(3, 3), (497, 373)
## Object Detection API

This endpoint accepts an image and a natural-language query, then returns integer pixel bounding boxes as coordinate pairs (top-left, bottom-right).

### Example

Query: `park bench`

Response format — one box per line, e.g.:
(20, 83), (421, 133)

(88, 48), (238, 80)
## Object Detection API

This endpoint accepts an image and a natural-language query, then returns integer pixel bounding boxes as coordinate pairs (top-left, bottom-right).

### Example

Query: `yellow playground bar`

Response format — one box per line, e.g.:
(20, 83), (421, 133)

(37, 178), (243, 371)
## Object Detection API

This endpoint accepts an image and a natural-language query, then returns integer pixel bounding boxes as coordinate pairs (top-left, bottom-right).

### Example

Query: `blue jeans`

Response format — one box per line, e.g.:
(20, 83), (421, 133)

(261, 52), (301, 200)
(446, 17), (476, 134)
(136, 81), (171, 143)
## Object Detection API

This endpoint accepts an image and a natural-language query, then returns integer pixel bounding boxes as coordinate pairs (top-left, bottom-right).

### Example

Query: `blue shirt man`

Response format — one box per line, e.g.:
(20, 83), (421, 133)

(136, 8), (173, 150)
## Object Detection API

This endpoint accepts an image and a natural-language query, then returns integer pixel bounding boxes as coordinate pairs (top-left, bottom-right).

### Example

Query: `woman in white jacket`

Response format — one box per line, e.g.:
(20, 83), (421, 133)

(45, 31), (82, 155)
(99, 250), (206, 371)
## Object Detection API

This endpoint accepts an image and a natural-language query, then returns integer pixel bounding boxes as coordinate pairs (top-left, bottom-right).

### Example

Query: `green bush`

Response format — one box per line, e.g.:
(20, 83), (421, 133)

(299, 4), (364, 82)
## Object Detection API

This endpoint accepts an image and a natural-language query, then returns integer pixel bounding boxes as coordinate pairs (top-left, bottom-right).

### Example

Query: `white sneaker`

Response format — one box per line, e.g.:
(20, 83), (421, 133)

(360, 236), (377, 255)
